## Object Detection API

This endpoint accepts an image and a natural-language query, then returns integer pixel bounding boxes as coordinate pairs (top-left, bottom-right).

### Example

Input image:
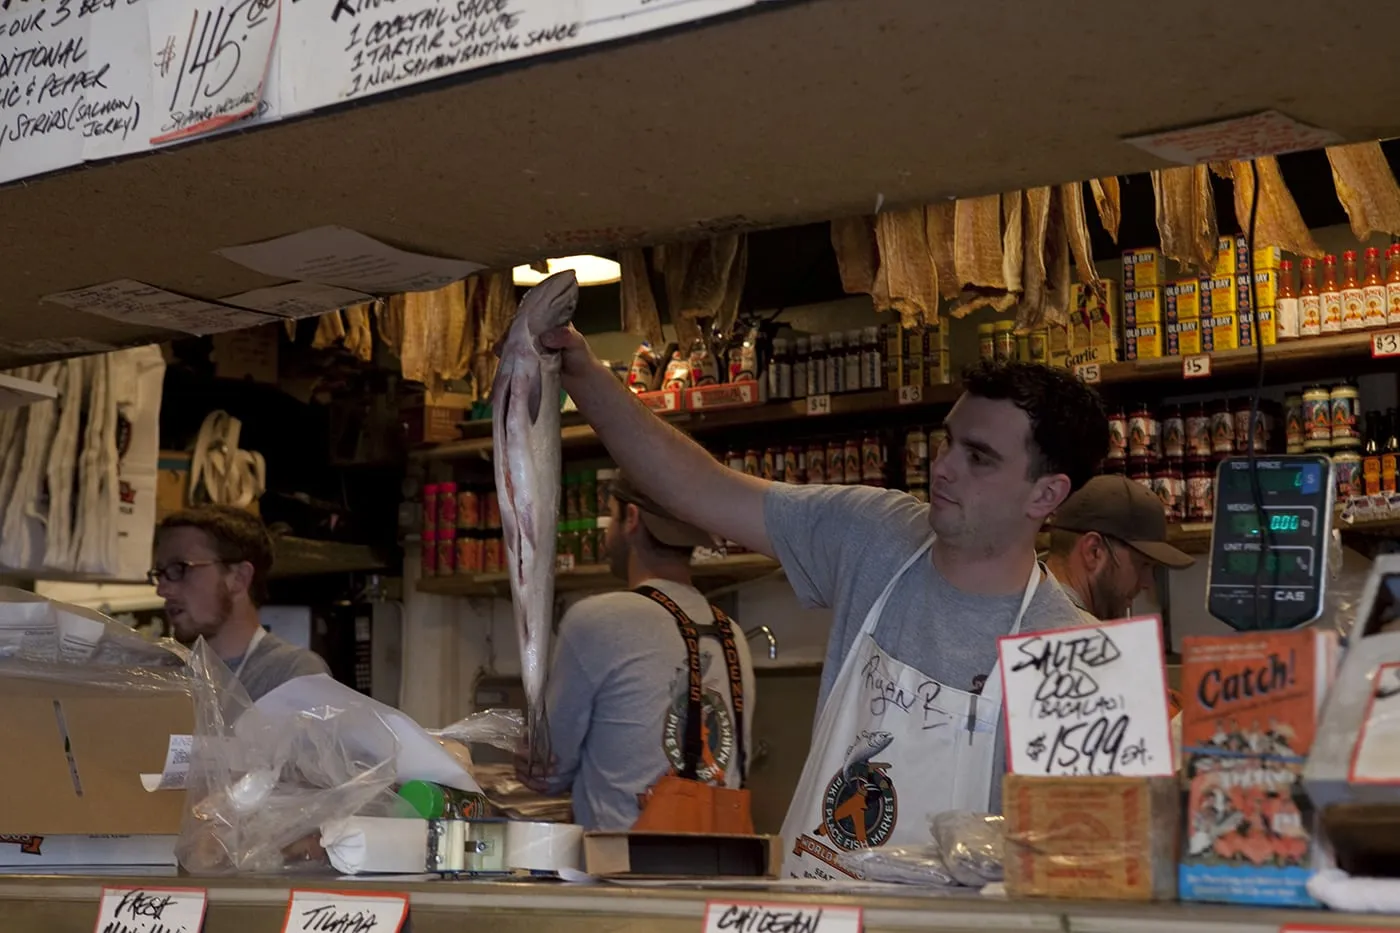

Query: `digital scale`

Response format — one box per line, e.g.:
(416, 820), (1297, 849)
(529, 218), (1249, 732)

(1207, 454), (1335, 631)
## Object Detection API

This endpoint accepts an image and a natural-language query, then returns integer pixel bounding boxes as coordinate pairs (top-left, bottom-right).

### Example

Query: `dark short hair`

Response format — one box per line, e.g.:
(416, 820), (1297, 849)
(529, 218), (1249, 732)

(960, 359), (1109, 492)
(156, 506), (274, 606)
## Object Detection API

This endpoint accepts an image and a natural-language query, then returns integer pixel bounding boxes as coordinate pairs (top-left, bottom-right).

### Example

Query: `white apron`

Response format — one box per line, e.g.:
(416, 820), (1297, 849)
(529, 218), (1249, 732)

(232, 626), (267, 681)
(780, 533), (1040, 881)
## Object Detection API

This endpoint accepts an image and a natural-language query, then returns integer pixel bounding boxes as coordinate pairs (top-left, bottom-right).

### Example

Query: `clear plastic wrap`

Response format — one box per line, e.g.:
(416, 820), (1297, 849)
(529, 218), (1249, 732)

(931, 811), (1006, 886)
(0, 587), (186, 668)
(429, 708), (525, 753)
(836, 844), (959, 886)
(177, 640), (402, 875)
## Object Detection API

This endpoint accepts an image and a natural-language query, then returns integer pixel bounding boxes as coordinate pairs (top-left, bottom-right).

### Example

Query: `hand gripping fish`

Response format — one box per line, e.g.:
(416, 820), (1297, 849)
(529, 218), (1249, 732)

(491, 270), (579, 763)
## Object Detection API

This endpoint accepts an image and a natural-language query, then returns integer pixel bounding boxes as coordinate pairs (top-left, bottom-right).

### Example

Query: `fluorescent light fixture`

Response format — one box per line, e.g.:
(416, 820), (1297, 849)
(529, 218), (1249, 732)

(512, 255), (621, 287)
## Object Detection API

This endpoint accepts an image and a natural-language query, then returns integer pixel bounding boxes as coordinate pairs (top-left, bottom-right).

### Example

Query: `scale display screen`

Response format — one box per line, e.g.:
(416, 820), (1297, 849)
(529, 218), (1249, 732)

(1207, 456), (1333, 631)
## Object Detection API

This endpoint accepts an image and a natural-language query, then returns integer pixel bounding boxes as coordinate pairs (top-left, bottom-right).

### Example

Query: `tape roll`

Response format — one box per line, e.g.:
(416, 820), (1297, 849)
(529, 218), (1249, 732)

(504, 821), (583, 873)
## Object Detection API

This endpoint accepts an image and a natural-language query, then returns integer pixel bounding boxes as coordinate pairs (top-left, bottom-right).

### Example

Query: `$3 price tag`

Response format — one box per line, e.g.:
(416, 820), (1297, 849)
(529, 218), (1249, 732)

(805, 394), (832, 416)
(1372, 330), (1400, 358)
(897, 385), (922, 405)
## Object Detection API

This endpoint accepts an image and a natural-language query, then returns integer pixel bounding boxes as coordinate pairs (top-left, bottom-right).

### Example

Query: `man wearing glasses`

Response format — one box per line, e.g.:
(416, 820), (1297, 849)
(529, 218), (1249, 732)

(150, 506), (328, 699)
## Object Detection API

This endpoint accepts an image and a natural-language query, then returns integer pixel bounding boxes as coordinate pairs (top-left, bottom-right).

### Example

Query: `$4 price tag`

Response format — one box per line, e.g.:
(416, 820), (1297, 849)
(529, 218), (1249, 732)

(96, 887), (207, 933)
(1181, 353), (1211, 379)
(1372, 330), (1400, 358)
(805, 394), (832, 416)
(282, 891), (408, 933)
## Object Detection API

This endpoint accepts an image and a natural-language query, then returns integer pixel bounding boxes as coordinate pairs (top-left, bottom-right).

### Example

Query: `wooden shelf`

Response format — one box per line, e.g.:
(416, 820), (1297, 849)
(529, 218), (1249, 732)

(270, 537), (388, 579)
(413, 334), (1388, 461)
(416, 552), (782, 598)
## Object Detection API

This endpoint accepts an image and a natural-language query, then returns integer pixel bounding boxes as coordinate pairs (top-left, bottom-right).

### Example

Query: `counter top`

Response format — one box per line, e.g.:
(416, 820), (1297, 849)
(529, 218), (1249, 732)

(0, 874), (1395, 933)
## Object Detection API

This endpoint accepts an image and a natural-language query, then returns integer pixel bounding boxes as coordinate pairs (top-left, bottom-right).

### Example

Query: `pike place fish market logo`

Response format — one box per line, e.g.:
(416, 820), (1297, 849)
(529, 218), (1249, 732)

(815, 730), (898, 850)
(0, 835), (43, 855)
(662, 658), (736, 784)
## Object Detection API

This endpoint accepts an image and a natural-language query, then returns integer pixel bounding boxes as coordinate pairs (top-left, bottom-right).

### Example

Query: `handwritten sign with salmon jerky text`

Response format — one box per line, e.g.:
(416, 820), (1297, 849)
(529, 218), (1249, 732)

(998, 615), (1174, 777)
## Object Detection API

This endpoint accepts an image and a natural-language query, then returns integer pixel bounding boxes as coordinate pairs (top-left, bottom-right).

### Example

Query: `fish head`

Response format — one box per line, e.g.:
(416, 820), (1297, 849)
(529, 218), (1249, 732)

(522, 269), (580, 338)
(863, 730), (894, 755)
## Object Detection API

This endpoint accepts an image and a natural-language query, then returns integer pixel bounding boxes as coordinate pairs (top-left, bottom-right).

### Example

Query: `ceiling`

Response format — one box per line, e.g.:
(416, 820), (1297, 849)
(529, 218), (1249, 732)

(3, 0), (1400, 364)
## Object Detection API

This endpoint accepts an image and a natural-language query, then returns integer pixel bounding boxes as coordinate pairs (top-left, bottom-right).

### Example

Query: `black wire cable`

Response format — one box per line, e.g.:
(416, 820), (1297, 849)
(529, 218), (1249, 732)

(1245, 160), (1272, 631)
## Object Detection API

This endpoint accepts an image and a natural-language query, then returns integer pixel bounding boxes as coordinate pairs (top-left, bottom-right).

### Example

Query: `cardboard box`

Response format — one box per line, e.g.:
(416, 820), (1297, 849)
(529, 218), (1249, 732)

(582, 832), (781, 879)
(0, 671), (191, 868)
(1003, 775), (1179, 902)
(1071, 282), (1119, 363)
(1215, 237), (1281, 278)
(1200, 276), (1238, 352)
(1123, 287), (1163, 361)
(1047, 323), (1070, 368)
(1165, 280), (1202, 357)
(1123, 249), (1163, 290)
(157, 451), (192, 520)
(404, 404), (467, 445)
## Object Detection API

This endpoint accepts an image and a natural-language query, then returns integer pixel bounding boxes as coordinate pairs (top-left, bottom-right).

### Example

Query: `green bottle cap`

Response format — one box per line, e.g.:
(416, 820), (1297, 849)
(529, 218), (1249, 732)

(397, 780), (446, 819)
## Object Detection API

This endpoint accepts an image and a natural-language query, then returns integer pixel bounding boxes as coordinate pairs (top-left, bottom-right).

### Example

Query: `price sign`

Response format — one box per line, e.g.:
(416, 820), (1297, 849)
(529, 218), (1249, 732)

(998, 615), (1174, 778)
(897, 385), (923, 405)
(282, 891), (408, 933)
(1074, 362), (1101, 384)
(806, 394), (832, 416)
(703, 902), (862, 933)
(556, 554), (576, 573)
(1372, 330), (1400, 358)
(148, 0), (282, 145)
(1182, 353), (1212, 379)
(96, 887), (207, 933)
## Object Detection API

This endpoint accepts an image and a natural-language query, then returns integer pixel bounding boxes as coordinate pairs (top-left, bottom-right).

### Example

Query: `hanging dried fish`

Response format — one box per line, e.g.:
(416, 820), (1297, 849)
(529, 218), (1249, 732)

(1152, 165), (1217, 274)
(1225, 158), (1322, 258)
(1327, 141), (1400, 240)
(1002, 192), (1024, 295)
(948, 289), (1016, 319)
(712, 236), (747, 343)
(375, 296), (404, 354)
(1060, 182), (1101, 286)
(619, 248), (665, 349)
(282, 319), (297, 342)
(923, 202), (959, 299)
(1015, 187), (1053, 327)
(433, 280), (470, 382)
(311, 310), (346, 349)
(1089, 177), (1121, 242)
(472, 271), (517, 396)
(675, 235), (744, 321)
(1042, 188), (1074, 327)
(953, 195), (1006, 290)
(830, 217), (879, 295)
(343, 303), (374, 363)
(873, 207), (940, 329)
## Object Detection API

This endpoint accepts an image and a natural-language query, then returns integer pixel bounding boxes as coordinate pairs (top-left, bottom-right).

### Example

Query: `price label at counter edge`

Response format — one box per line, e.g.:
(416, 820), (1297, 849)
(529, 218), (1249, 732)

(806, 394), (832, 416)
(1371, 329), (1400, 358)
(703, 901), (863, 933)
(1182, 353), (1211, 379)
(95, 886), (208, 933)
(282, 890), (409, 933)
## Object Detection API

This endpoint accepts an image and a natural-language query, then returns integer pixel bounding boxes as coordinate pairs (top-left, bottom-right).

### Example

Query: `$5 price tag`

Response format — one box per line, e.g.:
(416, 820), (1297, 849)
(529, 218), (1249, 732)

(1182, 353), (1212, 379)
(805, 394), (832, 416)
(1073, 362), (1101, 384)
(1372, 330), (1400, 358)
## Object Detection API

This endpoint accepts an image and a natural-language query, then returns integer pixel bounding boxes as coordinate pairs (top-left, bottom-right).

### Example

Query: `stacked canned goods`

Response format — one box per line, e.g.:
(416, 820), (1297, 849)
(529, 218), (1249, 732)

(723, 434), (888, 488)
(902, 425), (948, 502)
(1292, 381), (1364, 500)
(422, 484), (504, 578)
(559, 469), (609, 571)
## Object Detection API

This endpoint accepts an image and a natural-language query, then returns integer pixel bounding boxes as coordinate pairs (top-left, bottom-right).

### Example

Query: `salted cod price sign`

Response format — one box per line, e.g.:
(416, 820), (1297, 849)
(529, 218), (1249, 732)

(997, 615), (1175, 777)
(703, 902), (862, 933)
(281, 891), (408, 933)
(95, 887), (207, 933)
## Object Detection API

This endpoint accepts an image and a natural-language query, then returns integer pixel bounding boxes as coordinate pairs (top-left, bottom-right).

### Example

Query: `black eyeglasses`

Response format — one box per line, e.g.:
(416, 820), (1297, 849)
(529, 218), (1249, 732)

(147, 560), (224, 585)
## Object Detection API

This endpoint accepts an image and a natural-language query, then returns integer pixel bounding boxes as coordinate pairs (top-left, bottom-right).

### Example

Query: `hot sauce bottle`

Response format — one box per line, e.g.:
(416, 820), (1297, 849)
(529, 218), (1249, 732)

(1275, 259), (1300, 341)
(1320, 254), (1342, 335)
(1341, 249), (1366, 332)
(1364, 246), (1388, 329)
(1387, 244), (1400, 327)
(1299, 257), (1321, 338)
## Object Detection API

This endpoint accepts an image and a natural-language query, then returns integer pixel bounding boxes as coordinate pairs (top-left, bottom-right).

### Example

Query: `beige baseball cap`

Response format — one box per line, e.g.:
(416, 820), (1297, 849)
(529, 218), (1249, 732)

(609, 474), (717, 549)
(1049, 474), (1195, 569)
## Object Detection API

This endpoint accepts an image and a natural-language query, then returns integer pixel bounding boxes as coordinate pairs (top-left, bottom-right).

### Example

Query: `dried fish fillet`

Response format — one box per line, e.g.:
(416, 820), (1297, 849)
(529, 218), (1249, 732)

(1089, 177), (1121, 242)
(1152, 165), (1217, 274)
(311, 310), (345, 350)
(923, 202), (959, 299)
(1060, 182), (1101, 286)
(1327, 141), (1400, 240)
(954, 195), (1006, 290)
(1042, 188), (1073, 328)
(675, 235), (743, 321)
(1016, 187), (1053, 326)
(343, 303), (374, 363)
(830, 217), (879, 295)
(1002, 192), (1024, 295)
(1226, 158), (1322, 258)
(619, 248), (666, 349)
(874, 207), (940, 329)
(283, 319), (297, 342)
(948, 288), (1016, 319)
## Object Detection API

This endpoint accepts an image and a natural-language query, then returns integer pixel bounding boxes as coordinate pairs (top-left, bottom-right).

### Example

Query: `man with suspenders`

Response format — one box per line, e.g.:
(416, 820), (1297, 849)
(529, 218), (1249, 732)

(519, 475), (756, 832)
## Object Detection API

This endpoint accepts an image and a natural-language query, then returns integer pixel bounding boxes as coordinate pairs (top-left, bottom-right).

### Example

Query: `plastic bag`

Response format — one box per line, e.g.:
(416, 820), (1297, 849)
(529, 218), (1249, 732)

(836, 844), (959, 886)
(177, 640), (400, 875)
(0, 587), (185, 668)
(930, 811), (1005, 886)
(430, 708), (525, 753)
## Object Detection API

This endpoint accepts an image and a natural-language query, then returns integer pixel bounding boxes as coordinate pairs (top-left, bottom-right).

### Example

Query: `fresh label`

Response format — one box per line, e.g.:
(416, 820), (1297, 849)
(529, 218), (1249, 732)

(96, 887), (207, 933)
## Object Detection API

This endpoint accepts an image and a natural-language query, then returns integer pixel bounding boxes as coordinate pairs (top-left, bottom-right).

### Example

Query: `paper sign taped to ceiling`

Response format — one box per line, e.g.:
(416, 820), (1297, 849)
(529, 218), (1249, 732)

(215, 226), (484, 294)
(0, 337), (118, 358)
(222, 281), (373, 319)
(998, 615), (1174, 778)
(42, 280), (274, 336)
(147, 0), (282, 145)
(1123, 110), (1343, 165)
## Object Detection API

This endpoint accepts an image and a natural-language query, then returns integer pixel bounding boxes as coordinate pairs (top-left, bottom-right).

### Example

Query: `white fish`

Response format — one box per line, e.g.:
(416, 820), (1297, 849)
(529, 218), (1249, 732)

(843, 729), (894, 778)
(491, 270), (580, 757)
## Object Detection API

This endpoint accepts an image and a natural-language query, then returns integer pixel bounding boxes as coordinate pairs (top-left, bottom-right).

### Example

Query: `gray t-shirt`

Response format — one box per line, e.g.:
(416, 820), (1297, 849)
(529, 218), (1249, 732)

(765, 483), (1087, 811)
(542, 578), (756, 832)
(229, 630), (330, 701)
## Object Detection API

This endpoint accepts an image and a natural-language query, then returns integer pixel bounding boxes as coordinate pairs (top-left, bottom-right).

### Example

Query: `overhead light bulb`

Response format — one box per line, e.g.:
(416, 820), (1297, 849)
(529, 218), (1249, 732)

(512, 255), (621, 287)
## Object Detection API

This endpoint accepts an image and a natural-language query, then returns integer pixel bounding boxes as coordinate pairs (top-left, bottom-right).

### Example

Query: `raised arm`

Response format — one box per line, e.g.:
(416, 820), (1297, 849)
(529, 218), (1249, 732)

(541, 326), (774, 558)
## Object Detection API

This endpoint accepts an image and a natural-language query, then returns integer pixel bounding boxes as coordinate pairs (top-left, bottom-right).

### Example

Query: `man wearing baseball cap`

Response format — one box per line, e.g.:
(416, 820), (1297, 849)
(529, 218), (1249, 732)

(1045, 474), (1195, 623)
(517, 473), (756, 833)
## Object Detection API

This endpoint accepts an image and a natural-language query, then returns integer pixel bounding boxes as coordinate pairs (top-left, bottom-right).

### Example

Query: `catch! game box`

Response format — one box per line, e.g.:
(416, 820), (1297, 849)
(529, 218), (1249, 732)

(1177, 629), (1338, 907)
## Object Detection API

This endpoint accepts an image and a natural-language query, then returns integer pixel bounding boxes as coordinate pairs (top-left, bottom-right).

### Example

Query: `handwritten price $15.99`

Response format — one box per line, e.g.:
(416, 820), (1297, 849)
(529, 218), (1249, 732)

(161, 0), (276, 111)
(1026, 714), (1145, 776)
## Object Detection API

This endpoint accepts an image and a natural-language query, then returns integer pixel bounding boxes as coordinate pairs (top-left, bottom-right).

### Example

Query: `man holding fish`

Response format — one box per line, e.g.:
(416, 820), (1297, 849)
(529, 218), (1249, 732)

(503, 269), (1110, 878)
